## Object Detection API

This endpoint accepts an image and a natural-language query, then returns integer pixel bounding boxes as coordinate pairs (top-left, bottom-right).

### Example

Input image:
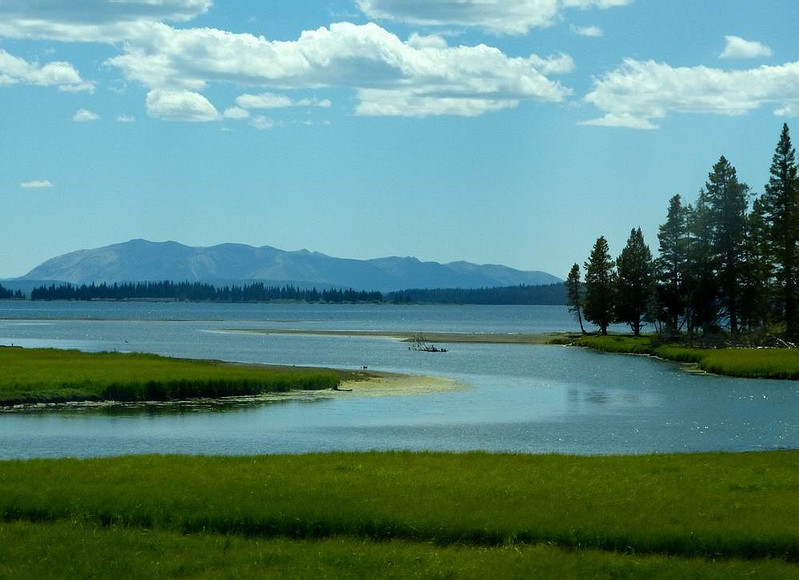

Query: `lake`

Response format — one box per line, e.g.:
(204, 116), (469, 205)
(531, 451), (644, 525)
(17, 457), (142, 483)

(1, 300), (797, 458)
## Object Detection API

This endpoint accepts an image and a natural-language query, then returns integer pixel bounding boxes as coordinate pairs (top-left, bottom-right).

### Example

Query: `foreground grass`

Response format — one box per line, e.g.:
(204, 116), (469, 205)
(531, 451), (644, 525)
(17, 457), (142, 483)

(572, 335), (799, 379)
(3, 520), (797, 579)
(0, 348), (345, 406)
(0, 452), (797, 574)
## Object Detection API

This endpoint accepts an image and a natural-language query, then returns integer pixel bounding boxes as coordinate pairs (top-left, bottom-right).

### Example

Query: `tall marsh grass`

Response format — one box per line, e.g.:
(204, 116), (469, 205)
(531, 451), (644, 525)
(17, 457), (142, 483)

(0, 348), (341, 405)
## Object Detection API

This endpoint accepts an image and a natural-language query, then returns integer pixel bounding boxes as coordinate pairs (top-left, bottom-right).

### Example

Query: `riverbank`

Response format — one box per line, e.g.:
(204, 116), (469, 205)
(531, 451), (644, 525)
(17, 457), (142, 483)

(1, 451), (796, 577)
(567, 334), (799, 380)
(0, 347), (459, 409)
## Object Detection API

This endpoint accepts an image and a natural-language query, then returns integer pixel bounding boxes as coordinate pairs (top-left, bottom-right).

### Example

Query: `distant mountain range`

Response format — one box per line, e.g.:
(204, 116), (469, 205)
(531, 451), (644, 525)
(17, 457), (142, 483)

(14, 239), (561, 292)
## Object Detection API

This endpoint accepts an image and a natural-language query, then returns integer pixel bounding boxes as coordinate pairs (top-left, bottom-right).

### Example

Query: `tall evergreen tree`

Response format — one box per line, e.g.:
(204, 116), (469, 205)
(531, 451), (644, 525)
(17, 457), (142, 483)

(616, 227), (654, 336)
(704, 156), (750, 334)
(740, 197), (773, 331)
(685, 193), (719, 333)
(761, 123), (799, 338)
(656, 195), (689, 332)
(583, 236), (616, 335)
(565, 263), (587, 334)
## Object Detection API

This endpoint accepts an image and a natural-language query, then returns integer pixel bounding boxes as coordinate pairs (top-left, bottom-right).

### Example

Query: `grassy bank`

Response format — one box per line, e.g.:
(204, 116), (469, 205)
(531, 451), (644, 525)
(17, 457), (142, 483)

(0, 348), (345, 406)
(0, 451), (797, 577)
(571, 335), (799, 379)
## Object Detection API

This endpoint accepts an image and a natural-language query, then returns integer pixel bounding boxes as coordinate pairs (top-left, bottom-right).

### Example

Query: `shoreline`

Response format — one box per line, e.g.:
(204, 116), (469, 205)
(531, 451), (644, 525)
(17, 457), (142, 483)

(1, 363), (464, 413)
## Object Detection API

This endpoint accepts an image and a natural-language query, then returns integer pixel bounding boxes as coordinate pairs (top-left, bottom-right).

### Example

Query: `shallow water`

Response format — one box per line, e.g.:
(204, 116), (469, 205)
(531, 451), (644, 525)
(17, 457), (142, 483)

(0, 301), (796, 458)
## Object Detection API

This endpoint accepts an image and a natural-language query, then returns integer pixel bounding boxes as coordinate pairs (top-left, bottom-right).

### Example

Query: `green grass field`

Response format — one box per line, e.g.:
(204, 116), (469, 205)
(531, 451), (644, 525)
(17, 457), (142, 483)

(0, 452), (797, 577)
(571, 335), (799, 379)
(0, 348), (345, 406)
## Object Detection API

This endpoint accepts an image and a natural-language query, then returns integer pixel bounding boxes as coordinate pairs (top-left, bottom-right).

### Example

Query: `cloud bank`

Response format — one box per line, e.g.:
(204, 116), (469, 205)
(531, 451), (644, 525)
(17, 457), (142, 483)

(0, 0), (211, 42)
(583, 59), (799, 129)
(108, 22), (573, 118)
(0, 1), (577, 120)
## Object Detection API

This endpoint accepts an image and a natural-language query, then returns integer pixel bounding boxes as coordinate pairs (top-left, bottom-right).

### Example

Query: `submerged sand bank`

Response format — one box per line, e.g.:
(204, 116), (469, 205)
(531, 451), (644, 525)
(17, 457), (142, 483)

(221, 328), (564, 345)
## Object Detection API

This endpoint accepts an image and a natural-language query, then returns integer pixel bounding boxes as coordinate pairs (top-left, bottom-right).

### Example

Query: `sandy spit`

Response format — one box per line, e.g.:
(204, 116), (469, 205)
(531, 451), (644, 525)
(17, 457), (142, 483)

(218, 328), (564, 345)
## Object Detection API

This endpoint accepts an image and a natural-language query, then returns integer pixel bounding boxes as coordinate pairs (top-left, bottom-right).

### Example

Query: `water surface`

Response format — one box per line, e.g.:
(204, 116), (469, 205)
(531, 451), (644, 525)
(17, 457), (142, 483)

(1, 301), (796, 458)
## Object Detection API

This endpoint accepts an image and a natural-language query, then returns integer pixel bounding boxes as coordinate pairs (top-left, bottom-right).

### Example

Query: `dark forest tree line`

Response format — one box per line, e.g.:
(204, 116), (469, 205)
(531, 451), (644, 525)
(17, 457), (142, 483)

(0, 284), (25, 300)
(29, 281), (567, 305)
(567, 124), (799, 339)
(30, 281), (383, 304)
(386, 284), (565, 305)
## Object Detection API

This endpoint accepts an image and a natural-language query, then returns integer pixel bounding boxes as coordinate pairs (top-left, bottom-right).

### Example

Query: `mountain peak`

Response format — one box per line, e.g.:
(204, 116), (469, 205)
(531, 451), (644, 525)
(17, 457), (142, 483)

(21, 240), (561, 291)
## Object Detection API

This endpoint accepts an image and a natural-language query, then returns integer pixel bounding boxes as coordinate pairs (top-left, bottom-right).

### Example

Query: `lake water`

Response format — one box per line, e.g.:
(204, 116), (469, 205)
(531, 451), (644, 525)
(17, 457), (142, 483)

(1, 301), (797, 458)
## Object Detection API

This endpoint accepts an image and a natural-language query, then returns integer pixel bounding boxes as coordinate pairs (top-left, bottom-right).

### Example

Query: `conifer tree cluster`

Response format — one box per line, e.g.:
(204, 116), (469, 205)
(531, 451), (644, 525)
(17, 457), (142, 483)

(30, 281), (383, 303)
(0, 284), (25, 300)
(567, 124), (799, 339)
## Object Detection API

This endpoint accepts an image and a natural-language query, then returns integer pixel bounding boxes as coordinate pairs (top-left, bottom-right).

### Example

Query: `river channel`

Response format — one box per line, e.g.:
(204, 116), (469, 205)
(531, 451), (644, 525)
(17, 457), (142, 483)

(1, 301), (796, 458)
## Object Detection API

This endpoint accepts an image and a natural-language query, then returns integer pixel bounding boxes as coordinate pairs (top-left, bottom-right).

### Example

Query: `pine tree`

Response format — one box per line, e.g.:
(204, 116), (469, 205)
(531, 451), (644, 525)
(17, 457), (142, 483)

(761, 123), (799, 338)
(685, 194), (719, 333)
(583, 236), (616, 335)
(655, 195), (689, 332)
(565, 263), (587, 334)
(740, 197), (773, 331)
(616, 227), (654, 336)
(704, 156), (750, 334)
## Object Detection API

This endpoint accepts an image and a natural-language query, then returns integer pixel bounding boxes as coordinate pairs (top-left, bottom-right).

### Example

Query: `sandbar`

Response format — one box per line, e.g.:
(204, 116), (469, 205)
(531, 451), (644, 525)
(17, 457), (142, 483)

(220, 328), (566, 345)
(336, 371), (464, 396)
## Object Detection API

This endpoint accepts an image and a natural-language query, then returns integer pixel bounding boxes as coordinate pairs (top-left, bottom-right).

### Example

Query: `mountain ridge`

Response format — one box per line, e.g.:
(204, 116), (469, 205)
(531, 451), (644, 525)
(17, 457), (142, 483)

(19, 239), (562, 292)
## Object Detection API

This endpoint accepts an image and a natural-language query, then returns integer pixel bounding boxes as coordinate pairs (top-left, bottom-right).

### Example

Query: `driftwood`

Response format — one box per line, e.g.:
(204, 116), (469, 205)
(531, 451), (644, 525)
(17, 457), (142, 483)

(408, 333), (448, 353)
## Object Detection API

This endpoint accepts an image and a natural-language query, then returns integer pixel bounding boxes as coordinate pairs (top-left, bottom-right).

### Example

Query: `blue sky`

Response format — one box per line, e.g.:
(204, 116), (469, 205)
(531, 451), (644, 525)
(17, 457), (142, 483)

(2, 1), (798, 280)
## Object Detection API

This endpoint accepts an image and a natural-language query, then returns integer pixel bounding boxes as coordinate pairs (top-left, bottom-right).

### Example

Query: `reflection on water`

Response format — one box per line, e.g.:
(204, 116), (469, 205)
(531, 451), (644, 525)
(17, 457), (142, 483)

(0, 301), (797, 458)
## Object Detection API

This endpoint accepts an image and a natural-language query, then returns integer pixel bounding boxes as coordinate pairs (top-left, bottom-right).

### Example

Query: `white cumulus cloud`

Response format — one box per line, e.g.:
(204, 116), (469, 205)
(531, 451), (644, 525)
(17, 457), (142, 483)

(20, 180), (53, 189)
(0, 0), (211, 42)
(356, 0), (632, 35)
(107, 22), (572, 118)
(73, 108), (99, 122)
(145, 89), (220, 121)
(720, 35), (773, 60)
(0, 49), (93, 92)
(582, 59), (799, 129)
(223, 106), (250, 120)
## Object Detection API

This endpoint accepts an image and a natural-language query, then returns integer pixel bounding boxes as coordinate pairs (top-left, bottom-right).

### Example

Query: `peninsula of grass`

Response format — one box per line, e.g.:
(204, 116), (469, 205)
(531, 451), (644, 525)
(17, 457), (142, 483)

(0, 451), (797, 577)
(569, 334), (799, 379)
(0, 347), (347, 406)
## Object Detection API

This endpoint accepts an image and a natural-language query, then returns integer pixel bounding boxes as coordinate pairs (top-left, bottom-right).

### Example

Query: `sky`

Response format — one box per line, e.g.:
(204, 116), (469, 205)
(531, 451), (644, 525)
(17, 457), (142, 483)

(2, 0), (798, 280)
